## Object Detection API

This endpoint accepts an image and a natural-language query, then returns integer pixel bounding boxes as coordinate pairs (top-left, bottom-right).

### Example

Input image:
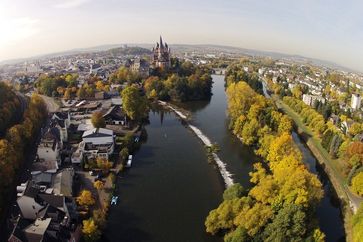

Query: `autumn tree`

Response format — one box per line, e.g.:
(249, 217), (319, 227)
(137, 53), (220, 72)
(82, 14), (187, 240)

(119, 147), (129, 161)
(96, 158), (112, 172)
(63, 88), (71, 100)
(206, 67), (324, 241)
(351, 172), (363, 196)
(91, 112), (106, 128)
(349, 123), (363, 137)
(346, 141), (363, 167)
(352, 203), (363, 242)
(93, 209), (107, 229)
(82, 218), (101, 242)
(93, 180), (104, 190)
(77, 190), (95, 208)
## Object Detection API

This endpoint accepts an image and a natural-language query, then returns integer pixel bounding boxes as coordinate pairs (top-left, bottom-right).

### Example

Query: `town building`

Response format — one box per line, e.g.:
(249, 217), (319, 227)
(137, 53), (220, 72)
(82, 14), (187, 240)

(351, 93), (361, 110)
(130, 58), (150, 77)
(72, 128), (114, 164)
(51, 112), (71, 142)
(10, 182), (79, 242)
(302, 94), (325, 106)
(152, 36), (171, 69)
(36, 127), (62, 166)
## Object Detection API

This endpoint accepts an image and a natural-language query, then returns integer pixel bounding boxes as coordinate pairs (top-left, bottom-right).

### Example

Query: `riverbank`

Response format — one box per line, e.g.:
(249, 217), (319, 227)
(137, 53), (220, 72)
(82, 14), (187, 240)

(158, 101), (234, 188)
(274, 97), (355, 241)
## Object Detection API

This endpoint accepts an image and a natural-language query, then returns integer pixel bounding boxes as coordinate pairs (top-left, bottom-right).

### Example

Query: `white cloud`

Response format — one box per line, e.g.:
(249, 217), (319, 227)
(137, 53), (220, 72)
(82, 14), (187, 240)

(54, 0), (91, 9)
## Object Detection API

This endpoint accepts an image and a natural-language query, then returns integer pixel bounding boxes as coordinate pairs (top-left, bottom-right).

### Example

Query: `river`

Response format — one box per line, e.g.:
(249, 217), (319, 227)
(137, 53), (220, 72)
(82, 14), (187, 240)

(105, 75), (344, 242)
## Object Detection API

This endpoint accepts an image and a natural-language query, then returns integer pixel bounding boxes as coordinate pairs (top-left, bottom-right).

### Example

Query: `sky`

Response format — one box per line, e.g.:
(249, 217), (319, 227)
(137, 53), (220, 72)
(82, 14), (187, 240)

(0, 0), (363, 71)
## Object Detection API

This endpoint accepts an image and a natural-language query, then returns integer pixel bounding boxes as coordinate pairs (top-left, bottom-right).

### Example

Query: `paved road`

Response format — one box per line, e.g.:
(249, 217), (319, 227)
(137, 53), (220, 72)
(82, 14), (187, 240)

(39, 94), (60, 113)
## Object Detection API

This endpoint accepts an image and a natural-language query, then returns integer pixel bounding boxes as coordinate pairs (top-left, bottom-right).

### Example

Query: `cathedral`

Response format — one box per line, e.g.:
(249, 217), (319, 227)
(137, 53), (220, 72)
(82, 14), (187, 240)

(152, 36), (171, 69)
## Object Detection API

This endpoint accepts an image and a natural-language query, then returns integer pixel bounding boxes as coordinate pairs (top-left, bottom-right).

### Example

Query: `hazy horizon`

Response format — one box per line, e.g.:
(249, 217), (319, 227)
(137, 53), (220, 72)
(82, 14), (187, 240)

(1, 0), (363, 71)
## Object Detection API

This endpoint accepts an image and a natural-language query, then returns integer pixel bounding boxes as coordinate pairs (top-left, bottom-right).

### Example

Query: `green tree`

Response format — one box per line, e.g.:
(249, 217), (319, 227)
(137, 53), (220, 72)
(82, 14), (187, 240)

(77, 86), (87, 99)
(121, 85), (148, 121)
(223, 184), (245, 200)
(224, 227), (248, 242)
(262, 204), (306, 241)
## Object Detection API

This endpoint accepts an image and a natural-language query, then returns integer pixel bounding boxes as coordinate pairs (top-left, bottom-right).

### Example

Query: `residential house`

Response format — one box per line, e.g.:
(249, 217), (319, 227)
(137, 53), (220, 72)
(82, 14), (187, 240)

(11, 182), (79, 242)
(351, 93), (361, 110)
(103, 106), (126, 126)
(94, 91), (105, 100)
(302, 94), (325, 106)
(37, 127), (62, 166)
(72, 128), (114, 164)
(51, 112), (71, 142)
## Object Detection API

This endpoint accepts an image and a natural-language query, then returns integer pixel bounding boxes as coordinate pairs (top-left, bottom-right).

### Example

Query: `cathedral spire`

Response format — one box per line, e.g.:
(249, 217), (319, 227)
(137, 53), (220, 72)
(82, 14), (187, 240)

(160, 35), (164, 48)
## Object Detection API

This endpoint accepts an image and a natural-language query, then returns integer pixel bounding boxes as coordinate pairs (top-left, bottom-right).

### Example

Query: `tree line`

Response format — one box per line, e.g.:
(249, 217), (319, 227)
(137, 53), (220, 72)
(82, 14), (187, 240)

(143, 59), (213, 102)
(0, 92), (47, 217)
(283, 96), (363, 196)
(0, 83), (22, 136)
(225, 64), (263, 95)
(205, 77), (325, 241)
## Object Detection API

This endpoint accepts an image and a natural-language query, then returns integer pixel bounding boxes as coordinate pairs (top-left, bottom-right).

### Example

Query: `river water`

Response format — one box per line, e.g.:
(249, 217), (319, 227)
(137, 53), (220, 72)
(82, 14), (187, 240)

(105, 75), (344, 242)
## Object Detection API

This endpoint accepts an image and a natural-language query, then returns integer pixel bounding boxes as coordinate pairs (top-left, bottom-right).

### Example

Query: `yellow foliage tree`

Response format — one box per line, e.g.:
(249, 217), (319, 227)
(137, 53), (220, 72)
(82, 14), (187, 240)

(77, 190), (95, 208)
(96, 158), (112, 172)
(82, 218), (101, 242)
(93, 180), (104, 190)
(351, 172), (363, 196)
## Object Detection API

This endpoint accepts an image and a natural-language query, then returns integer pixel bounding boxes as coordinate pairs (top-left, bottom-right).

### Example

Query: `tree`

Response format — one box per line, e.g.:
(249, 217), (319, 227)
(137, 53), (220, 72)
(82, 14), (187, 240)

(0, 140), (18, 186)
(350, 123), (363, 137)
(63, 88), (71, 100)
(224, 227), (248, 242)
(267, 132), (301, 164)
(93, 209), (107, 229)
(93, 180), (104, 190)
(351, 172), (363, 196)
(346, 142), (363, 166)
(96, 158), (112, 172)
(119, 147), (129, 161)
(262, 204), (306, 241)
(121, 85), (148, 121)
(91, 112), (106, 128)
(82, 218), (101, 242)
(77, 190), (95, 208)
(352, 203), (363, 242)
(223, 184), (245, 200)
(292, 85), (303, 99)
(148, 89), (158, 99)
(77, 86), (86, 99)
(312, 228), (326, 242)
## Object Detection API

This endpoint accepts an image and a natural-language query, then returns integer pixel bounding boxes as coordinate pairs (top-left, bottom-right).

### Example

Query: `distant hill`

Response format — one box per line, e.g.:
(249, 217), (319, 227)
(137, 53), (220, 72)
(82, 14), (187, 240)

(107, 46), (152, 56)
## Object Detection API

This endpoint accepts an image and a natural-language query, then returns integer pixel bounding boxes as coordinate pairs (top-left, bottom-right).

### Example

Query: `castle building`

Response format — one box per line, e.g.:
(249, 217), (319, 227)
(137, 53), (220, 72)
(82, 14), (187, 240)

(152, 36), (171, 69)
